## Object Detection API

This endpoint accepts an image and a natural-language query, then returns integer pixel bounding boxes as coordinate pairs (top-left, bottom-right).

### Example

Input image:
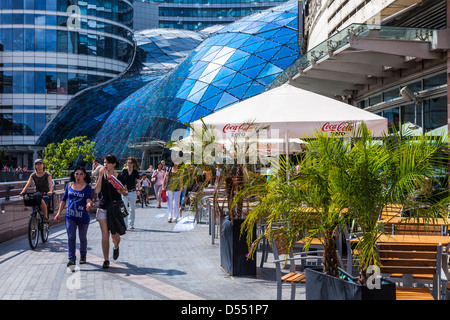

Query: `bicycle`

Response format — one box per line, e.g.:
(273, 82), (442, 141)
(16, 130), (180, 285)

(139, 187), (148, 208)
(23, 193), (50, 250)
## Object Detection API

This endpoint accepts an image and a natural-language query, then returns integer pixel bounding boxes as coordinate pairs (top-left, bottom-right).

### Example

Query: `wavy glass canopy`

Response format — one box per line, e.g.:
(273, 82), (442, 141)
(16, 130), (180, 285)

(94, 0), (301, 159)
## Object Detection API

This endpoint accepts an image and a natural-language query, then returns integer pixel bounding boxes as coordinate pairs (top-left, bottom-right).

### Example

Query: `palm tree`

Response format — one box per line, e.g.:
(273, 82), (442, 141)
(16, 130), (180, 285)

(241, 122), (450, 284)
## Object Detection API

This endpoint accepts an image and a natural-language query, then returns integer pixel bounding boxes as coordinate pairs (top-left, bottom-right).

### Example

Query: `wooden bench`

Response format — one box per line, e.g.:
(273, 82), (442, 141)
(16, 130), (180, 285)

(271, 236), (323, 300)
(378, 242), (447, 300)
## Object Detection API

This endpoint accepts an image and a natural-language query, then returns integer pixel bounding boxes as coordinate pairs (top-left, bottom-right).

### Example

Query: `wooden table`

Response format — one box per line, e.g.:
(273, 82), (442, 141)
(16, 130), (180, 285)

(377, 234), (450, 274)
(380, 217), (450, 236)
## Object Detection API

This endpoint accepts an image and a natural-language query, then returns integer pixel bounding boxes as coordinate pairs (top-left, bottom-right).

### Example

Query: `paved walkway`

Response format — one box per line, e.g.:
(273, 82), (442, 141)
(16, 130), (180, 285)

(0, 200), (307, 300)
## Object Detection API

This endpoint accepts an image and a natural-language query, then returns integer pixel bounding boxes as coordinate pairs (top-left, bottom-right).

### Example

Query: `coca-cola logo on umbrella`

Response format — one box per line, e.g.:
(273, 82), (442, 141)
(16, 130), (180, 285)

(321, 121), (355, 133)
(223, 123), (255, 134)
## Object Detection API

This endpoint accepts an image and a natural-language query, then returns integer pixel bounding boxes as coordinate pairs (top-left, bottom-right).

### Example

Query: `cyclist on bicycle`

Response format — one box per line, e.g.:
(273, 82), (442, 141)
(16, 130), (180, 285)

(140, 173), (151, 204)
(20, 159), (53, 223)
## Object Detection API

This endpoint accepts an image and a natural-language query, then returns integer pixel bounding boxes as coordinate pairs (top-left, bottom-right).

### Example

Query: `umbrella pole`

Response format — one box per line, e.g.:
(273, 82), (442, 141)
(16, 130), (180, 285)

(285, 131), (289, 180)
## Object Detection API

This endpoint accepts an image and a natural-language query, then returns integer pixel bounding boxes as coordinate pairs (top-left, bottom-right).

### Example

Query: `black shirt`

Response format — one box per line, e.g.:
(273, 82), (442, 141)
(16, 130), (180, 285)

(99, 173), (126, 210)
(122, 169), (140, 191)
(31, 172), (50, 193)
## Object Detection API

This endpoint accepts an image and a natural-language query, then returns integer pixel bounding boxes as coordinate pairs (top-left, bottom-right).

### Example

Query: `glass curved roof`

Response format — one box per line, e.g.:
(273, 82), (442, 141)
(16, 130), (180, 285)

(36, 28), (207, 147)
(94, 0), (301, 159)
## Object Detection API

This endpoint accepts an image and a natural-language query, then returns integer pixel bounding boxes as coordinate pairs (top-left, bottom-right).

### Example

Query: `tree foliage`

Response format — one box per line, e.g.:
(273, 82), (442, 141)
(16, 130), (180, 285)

(43, 136), (97, 178)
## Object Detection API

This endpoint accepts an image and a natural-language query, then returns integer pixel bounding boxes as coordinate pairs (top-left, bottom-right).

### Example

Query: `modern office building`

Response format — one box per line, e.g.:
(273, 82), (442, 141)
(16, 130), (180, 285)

(0, 0), (135, 168)
(274, 0), (449, 136)
(133, 0), (289, 31)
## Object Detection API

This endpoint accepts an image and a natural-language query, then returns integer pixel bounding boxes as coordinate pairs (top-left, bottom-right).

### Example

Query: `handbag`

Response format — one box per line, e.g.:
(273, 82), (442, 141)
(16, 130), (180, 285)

(162, 189), (167, 203)
(105, 172), (129, 218)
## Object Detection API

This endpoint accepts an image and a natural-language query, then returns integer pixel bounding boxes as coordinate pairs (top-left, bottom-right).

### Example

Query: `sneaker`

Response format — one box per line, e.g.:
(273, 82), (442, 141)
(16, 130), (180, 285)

(113, 246), (119, 260)
(80, 256), (86, 264)
(67, 260), (75, 268)
(102, 260), (110, 269)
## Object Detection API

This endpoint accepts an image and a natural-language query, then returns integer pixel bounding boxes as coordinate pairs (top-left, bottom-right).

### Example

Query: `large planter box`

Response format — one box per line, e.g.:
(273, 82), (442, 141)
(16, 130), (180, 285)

(305, 267), (396, 300)
(220, 218), (256, 276)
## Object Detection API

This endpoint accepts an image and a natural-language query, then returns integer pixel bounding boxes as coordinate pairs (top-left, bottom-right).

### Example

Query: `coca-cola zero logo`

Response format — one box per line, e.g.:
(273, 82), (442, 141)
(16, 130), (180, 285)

(223, 123), (255, 134)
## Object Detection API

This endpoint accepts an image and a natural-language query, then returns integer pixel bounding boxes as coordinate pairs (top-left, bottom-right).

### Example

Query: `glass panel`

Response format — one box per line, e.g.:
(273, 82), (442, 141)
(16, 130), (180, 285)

(12, 71), (23, 93)
(57, 72), (68, 94)
(24, 14), (35, 25)
(13, 28), (24, 51)
(24, 0), (34, 10)
(0, 114), (13, 136)
(1, 0), (12, 10)
(23, 113), (35, 135)
(2, 14), (12, 24)
(35, 15), (46, 25)
(1, 71), (13, 93)
(46, 0), (57, 11)
(13, 113), (24, 136)
(424, 96), (447, 132)
(383, 87), (400, 102)
(35, 113), (46, 135)
(35, 71), (46, 93)
(12, 14), (24, 24)
(384, 107), (400, 130)
(35, 28), (46, 51)
(57, 30), (67, 53)
(12, 0), (24, 9)
(23, 71), (34, 93)
(24, 28), (35, 51)
(423, 73), (447, 90)
(46, 72), (57, 93)
(35, 0), (46, 10)
(369, 94), (382, 106)
(2, 28), (13, 51)
(68, 73), (79, 95)
(400, 103), (421, 127)
(46, 29), (57, 52)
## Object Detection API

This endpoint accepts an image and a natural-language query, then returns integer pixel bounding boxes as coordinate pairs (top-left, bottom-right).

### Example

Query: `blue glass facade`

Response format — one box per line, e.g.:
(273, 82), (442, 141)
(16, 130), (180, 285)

(93, 0), (301, 159)
(0, 0), (134, 159)
(37, 28), (207, 147)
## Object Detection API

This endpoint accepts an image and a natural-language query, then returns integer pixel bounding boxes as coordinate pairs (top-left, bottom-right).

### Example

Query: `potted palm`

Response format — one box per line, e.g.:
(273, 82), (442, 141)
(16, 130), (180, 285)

(241, 122), (449, 299)
(169, 119), (269, 276)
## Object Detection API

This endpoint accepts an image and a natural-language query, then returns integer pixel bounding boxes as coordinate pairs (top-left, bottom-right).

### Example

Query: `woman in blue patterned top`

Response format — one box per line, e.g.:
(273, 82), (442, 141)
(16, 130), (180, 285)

(55, 166), (93, 268)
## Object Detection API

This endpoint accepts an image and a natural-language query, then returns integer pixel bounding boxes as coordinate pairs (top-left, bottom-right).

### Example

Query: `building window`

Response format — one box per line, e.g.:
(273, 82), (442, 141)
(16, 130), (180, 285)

(423, 72), (447, 90)
(423, 96), (447, 132)
(383, 107), (400, 130)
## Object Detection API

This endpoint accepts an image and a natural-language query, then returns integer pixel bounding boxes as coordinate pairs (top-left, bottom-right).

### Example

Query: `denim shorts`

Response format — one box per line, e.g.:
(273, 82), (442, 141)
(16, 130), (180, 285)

(96, 208), (107, 220)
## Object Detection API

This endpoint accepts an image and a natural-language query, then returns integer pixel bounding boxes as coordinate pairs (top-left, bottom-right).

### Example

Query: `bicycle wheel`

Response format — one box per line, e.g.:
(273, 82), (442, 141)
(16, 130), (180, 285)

(141, 193), (144, 208)
(41, 215), (49, 243)
(28, 213), (39, 249)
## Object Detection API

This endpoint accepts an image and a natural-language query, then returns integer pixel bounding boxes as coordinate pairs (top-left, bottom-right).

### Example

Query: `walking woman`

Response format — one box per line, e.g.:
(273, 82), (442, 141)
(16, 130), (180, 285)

(163, 164), (182, 223)
(121, 157), (140, 229)
(94, 154), (128, 269)
(54, 166), (92, 267)
(20, 159), (53, 223)
(152, 163), (166, 208)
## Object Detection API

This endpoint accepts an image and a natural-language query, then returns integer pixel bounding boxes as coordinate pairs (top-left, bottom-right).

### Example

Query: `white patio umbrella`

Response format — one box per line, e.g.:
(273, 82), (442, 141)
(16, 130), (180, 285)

(190, 83), (388, 157)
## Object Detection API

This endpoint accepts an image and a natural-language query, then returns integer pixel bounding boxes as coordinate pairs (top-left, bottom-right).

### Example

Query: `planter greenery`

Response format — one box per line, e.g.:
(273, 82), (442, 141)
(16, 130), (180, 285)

(240, 122), (450, 297)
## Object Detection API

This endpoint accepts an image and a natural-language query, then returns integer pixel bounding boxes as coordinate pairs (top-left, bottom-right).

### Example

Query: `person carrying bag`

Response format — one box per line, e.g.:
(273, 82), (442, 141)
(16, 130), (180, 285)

(94, 154), (128, 269)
